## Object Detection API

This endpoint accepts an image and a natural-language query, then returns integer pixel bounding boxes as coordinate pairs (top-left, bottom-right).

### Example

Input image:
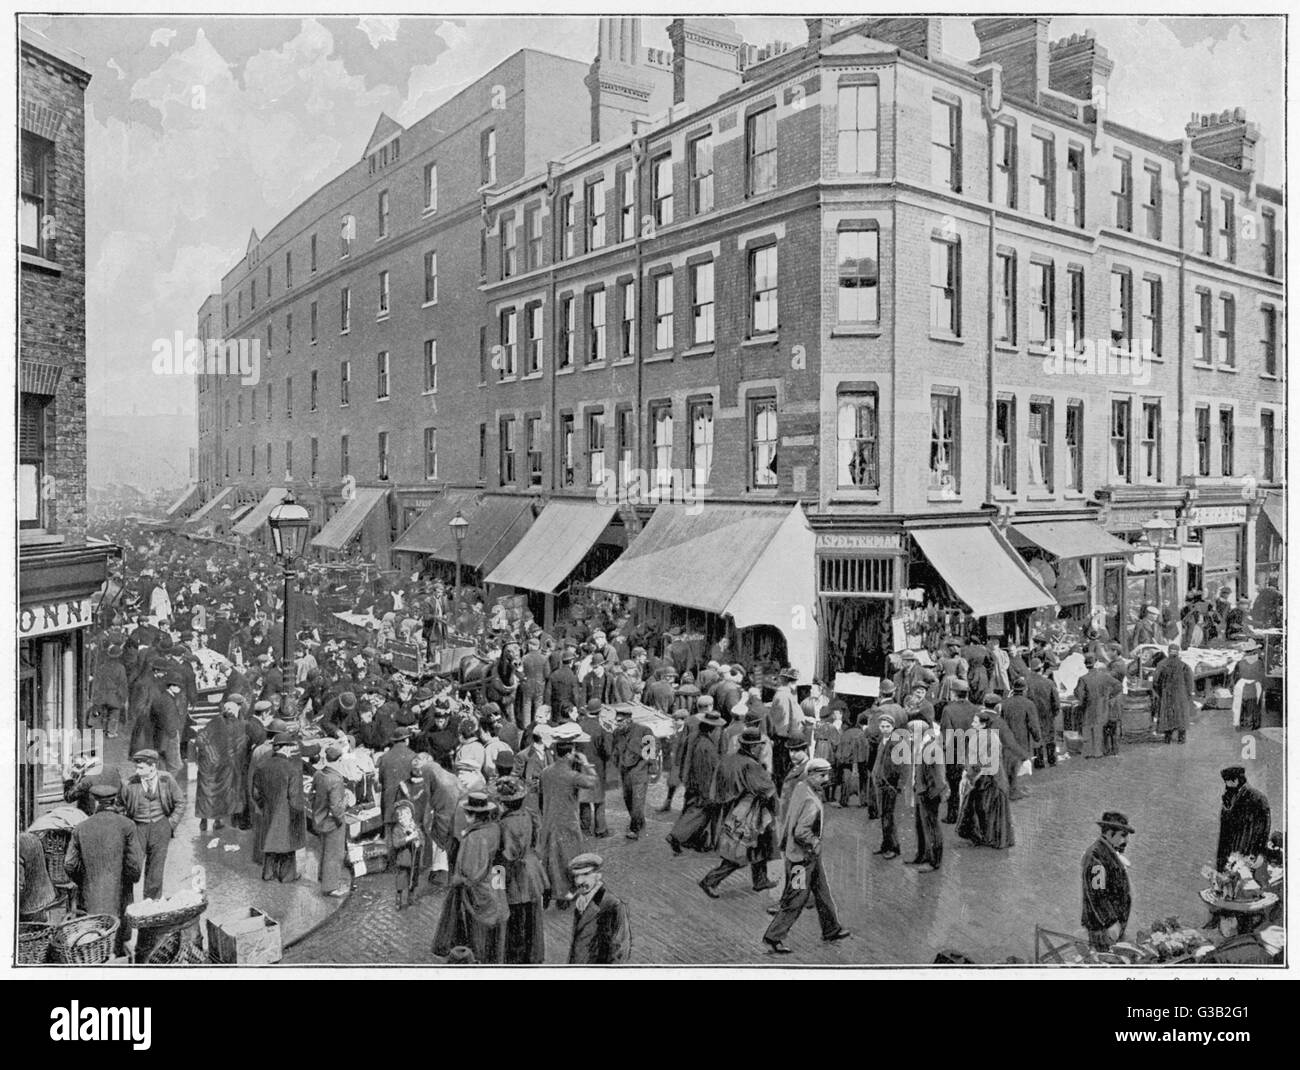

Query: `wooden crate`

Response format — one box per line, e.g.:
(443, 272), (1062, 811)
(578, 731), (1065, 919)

(206, 907), (282, 965)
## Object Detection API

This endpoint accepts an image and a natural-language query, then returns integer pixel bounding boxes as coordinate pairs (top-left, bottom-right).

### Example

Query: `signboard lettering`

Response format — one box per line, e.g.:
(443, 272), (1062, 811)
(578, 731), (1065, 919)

(1191, 505), (1247, 527)
(19, 597), (95, 639)
(816, 533), (900, 552)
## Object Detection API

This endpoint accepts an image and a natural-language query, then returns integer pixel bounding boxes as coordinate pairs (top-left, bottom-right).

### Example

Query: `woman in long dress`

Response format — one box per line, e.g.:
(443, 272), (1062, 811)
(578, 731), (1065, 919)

(432, 792), (507, 962)
(195, 699), (236, 831)
(956, 713), (1015, 849)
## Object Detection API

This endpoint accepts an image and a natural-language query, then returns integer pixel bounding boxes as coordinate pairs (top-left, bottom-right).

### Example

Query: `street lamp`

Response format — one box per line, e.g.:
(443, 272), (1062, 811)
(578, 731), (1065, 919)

(449, 509), (469, 602)
(267, 492), (311, 662)
(1142, 516), (1175, 636)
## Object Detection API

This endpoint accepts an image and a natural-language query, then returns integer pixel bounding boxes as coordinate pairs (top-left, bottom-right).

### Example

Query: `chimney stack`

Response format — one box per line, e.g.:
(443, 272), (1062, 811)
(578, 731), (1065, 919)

(974, 17), (1051, 103)
(1184, 108), (1260, 172)
(861, 17), (943, 59)
(586, 17), (673, 143)
(668, 17), (743, 111)
(1048, 31), (1113, 105)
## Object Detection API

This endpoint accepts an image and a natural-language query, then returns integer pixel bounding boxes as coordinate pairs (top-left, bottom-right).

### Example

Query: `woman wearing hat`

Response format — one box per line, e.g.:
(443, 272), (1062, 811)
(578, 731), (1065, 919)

(955, 711), (1015, 850)
(495, 776), (548, 963)
(432, 791), (507, 963)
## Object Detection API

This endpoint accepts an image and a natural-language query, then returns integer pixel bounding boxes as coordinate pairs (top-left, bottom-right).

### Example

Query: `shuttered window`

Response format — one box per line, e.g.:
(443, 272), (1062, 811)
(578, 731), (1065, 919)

(19, 394), (47, 527)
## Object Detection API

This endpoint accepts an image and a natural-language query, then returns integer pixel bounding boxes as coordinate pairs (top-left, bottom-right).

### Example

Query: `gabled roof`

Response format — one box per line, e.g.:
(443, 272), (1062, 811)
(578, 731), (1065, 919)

(244, 229), (260, 257)
(363, 112), (404, 157)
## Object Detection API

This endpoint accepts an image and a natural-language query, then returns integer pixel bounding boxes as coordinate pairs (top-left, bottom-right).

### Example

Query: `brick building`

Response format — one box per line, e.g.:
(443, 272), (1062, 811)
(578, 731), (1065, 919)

(19, 25), (119, 822)
(196, 16), (1284, 677)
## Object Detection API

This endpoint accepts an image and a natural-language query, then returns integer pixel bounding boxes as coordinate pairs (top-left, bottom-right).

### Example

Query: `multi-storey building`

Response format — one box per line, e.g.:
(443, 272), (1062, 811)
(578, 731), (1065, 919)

(19, 25), (119, 822)
(192, 48), (591, 558)
(197, 16), (1284, 678)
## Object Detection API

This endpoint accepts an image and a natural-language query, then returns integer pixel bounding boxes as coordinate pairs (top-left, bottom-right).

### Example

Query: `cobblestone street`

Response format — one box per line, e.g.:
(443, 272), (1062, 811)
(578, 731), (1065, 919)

(284, 707), (1284, 966)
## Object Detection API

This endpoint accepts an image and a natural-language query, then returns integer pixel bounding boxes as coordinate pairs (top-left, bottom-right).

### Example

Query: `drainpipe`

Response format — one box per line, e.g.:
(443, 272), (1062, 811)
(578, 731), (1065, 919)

(982, 78), (1000, 510)
(632, 131), (647, 485)
(1175, 137), (1189, 483)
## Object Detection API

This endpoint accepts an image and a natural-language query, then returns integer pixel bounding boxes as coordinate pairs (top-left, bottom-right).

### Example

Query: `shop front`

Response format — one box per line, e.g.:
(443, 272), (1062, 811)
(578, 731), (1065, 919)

(392, 491), (537, 591)
(589, 502), (818, 681)
(310, 485), (392, 568)
(1186, 499), (1251, 604)
(813, 529), (905, 682)
(19, 541), (118, 826)
(1255, 489), (1284, 593)
(231, 485), (288, 547)
(1096, 488), (1188, 651)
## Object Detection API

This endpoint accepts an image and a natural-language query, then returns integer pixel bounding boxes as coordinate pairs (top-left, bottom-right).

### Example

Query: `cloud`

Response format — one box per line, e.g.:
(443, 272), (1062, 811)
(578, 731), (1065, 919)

(106, 57), (125, 79)
(357, 16), (400, 49)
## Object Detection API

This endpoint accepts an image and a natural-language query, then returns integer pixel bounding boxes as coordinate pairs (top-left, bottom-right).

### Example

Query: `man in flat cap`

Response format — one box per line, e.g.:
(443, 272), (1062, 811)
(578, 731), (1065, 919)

(871, 711), (905, 860)
(938, 678), (978, 823)
(118, 749), (185, 901)
(65, 783), (144, 956)
(611, 704), (655, 840)
(311, 743), (350, 897)
(1216, 767), (1271, 871)
(567, 853), (631, 964)
(1081, 811), (1135, 950)
(762, 758), (851, 954)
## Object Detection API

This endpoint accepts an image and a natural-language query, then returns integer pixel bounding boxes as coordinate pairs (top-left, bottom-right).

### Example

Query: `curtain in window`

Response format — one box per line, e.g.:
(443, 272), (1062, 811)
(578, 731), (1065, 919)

(929, 396), (951, 490)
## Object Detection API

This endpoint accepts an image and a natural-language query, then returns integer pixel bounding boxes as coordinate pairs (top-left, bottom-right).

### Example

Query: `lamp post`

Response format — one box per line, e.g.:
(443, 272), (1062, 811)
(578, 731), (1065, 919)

(1142, 516), (1174, 636)
(449, 509), (469, 603)
(267, 491), (311, 663)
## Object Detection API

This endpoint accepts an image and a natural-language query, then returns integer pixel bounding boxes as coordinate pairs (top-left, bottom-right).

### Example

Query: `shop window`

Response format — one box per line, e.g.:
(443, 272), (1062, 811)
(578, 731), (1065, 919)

(929, 392), (959, 497)
(836, 389), (879, 490)
(750, 396), (778, 488)
(818, 556), (894, 596)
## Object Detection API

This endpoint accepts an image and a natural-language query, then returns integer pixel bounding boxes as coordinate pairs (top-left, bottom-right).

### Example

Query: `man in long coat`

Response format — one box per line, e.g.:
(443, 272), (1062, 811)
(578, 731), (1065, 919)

(567, 852), (631, 964)
(378, 725), (418, 828)
(252, 734), (307, 882)
(999, 679), (1041, 799)
(1151, 643), (1194, 744)
(575, 698), (612, 837)
(698, 729), (778, 897)
(1073, 655), (1118, 759)
(538, 729), (598, 907)
(246, 715), (282, 863)
(64, 784), (144, 956)
(939, 680), (978, 822)
(413, 751), (461, 885)
(194, 699), (237, 830)
(1026, 658), (1061, 767)
(610, 704), (654, 840)
(667, 711), (724, 853)
(432, 791), (508, 963)
(1081, 811), (1134, 950)
(1216, 767), (1271, 870)
(311, 745), (349, 896)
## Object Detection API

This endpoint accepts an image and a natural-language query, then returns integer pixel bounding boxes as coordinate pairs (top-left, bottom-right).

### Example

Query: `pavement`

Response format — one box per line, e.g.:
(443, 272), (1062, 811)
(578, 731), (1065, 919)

(284, 702), (1285, 966)
(95, 731), (344, 959)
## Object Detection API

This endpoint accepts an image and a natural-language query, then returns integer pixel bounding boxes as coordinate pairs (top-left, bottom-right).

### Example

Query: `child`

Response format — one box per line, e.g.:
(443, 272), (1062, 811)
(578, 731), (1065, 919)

(389, 798), (424, 911)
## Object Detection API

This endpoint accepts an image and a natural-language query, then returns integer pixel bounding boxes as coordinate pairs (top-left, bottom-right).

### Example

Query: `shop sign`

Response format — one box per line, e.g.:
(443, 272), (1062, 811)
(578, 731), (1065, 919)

(816, 532), (900, 552)
(18, 596), (95, 638)
(1190, 504), (1247, 527)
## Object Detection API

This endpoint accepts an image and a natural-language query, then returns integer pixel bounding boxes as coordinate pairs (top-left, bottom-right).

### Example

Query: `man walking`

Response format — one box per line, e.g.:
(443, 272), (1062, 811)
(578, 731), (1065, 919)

(1152, 643), (1194, 744)
(118, 749), (185, 901)
(1074, 654), (1118, 759)
(576, 698), (612, 838)
(999, 678), (1040, 799)
(908, 719), (946, 872)
(767, 667), (802, 785)
(1081, 811), (1135, 950)
(699, 728), (778, 898)
(610, 704), (653, 840)
(939, 679), (978, 822)
(519, 637), (550, 728)
(311, 744), (349, 897)
(762, 759), (851, 954)
(567, 853), (632, 964)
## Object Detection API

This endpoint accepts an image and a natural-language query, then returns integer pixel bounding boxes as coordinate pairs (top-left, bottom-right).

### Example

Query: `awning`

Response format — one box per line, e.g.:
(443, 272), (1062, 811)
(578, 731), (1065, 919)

(1008, 518), (1136, 559)
(589, 502), (818, 679)
(183, 486), (233, 527)
(483, 500), (618, 593)
(165, 483), (200, 519)
(911, 524), (1057, 618)
(391, 492), (535, 574)
(232, 487), (287, 538)
(311, 487), (389, 552)
(1261, 489), (1286, 541)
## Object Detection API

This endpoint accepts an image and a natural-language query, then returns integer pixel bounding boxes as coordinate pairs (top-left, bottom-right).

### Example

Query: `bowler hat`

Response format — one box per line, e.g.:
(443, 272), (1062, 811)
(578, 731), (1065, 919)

(1097, 811), (1136, 835)
(698, 711), (726, 728)
(739, 728), (764, 748)
(585, 698), (603, 715)
(878, 680), (896, 697)
(131, 749), (161, 764)
(253, 699), (273, 713)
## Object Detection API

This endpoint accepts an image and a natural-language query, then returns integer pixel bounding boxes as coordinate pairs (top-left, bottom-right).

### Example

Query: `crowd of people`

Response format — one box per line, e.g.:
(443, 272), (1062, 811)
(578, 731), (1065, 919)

(29, 517), (1279, 964)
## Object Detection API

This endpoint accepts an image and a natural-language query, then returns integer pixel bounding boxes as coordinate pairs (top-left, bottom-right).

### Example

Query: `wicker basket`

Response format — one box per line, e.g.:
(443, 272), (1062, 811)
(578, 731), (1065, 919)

(141, 929), (209, 965)
(50, 914), (119, 965)
(37, 828), (72, 885)
(17, 922), (52, 965)
(124, 897), (208, 932)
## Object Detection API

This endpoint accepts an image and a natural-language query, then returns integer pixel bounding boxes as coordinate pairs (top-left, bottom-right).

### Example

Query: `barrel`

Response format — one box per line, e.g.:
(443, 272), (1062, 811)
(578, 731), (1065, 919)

(1121, 690), (1152, 741)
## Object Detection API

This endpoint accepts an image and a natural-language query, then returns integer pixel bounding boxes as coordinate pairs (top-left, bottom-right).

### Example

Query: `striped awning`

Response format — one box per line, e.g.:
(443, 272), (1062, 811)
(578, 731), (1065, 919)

(311, 486), (389, 552)
(183, 486), (233, 527)
(232, 487), (287, 538)
(483, 500), (617, 593)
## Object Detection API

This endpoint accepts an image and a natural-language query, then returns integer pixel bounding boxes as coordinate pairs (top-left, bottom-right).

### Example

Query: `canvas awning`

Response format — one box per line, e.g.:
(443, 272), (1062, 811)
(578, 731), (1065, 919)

(311, 486), (389, 552)
(1008, 518), (1135, 559)
(183, 486), (233, 527)
(391, 492), (535, 574)
(165, 483), (200, 519)
(589, 502), (817, 679)
(1261, 489), (1286, 541)
(911, 524), (1057, 618)
(483, 500), (618, 593)
(232, 487), (287, 538)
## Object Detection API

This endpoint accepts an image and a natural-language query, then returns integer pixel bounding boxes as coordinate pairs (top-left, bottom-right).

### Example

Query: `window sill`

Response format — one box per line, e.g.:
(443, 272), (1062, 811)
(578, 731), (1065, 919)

(1215, 364), (1239, 374)
(927, 491), (963, 503)
(1063, 490), (1086, 500)
(830, 325), (881, 339)
(20, 252), (62, 273)
(612, 357), (635, 367)
(995, 342), (1019, 354)
(310, 340), (318, 346)
(1260, 373), (1279, 381)
(741, 334), (779, 349)
(644, 352), (674, 363)
(422, 300), (438, 309)
(422, 389), (437, 397)
(929, 333), (963, 346)
(992, 491), (1018, 502)
(377, 313), (391, 322)
(1026, 491), (1056, 502)
(422, 207), (437, 217)
(20, 531), (65, 547)
(830, 491), (882, 504)
(498, 376), (517, 385)
(521, 373), (544, 382)
(583, 361), (608, 372)
(555, 366), (575, 376)
(682, 344), (715, 358)
(340, 329), (351, 337)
